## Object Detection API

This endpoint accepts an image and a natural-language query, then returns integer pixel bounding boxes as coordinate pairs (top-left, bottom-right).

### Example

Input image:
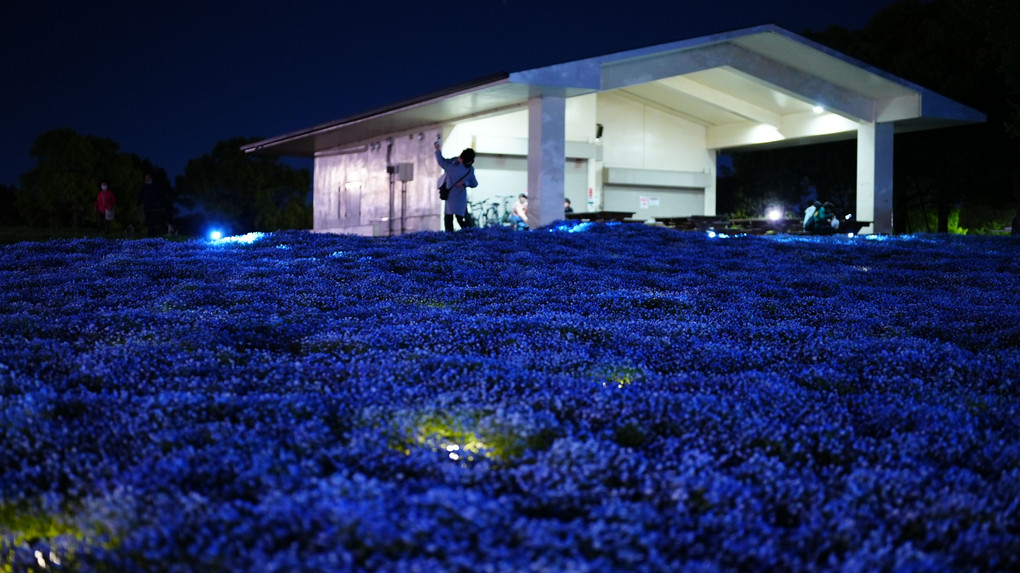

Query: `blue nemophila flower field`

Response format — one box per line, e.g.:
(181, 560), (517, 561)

(2, 223), (1019, 572)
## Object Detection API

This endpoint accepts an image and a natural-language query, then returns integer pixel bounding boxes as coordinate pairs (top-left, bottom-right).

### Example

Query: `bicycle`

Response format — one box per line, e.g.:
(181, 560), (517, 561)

(466, 195), (516, 228)
(479, 199), (502, 228)
(466, 200), (486, 228)
(491, 195), (523, 228)
(471, 197), (506, 228)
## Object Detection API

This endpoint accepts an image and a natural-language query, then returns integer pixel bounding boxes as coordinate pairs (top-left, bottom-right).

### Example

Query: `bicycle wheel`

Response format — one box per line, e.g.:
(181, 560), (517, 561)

(484, 206), (500, 228)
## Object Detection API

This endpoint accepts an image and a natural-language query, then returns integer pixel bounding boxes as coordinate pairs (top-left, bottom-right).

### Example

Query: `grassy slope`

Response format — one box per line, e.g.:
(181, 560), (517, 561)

(1, 225), (1019, 571)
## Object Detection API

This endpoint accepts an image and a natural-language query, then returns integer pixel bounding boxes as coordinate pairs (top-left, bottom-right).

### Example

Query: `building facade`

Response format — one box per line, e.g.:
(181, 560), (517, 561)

(245, 25), (984, 236)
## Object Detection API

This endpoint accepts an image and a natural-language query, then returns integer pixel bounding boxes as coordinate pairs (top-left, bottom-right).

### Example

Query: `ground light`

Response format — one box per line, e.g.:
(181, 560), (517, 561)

(548, 221), (593, 233)
(707, 230), (736, 239)
(207, 232), (266, 245)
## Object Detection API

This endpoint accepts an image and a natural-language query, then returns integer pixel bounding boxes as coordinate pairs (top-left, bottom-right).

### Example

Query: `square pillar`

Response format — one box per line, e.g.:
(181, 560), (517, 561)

(857, 122), (894, 234)
(527, 96), (566, 229)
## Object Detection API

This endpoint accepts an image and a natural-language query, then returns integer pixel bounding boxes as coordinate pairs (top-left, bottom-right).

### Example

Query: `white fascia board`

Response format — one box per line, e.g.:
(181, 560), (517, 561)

(509, 59), (602, 91)
(876, 94), (921, 122)
(658, 76), (782, 127)
(873, 91), (985, 125)
(920, 91), (988, 123)
(600, 43), (733, 89)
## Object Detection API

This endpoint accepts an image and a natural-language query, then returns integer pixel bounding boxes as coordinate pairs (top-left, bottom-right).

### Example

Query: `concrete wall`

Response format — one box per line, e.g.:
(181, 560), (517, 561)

(314, 128), (444, 235)
(596, 91), (716, 216)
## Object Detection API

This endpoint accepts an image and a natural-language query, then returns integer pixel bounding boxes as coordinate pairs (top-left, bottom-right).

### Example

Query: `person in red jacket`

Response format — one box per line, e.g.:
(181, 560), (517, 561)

(95, 182), (116, 232)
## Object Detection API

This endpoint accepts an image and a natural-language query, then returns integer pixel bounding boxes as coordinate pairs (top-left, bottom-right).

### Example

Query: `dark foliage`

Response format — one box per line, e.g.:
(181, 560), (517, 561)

(175, 137), (312, 234)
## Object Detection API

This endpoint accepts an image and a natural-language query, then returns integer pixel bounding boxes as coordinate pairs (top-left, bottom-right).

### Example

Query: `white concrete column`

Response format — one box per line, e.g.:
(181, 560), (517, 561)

(704, 149), (717, 217)
(527, 96), (566, 229)
(857, 122), (894, 234)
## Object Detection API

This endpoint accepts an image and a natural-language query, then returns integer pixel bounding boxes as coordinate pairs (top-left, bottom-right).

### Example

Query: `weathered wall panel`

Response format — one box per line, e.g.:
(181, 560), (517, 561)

(314, 130), (444, 235)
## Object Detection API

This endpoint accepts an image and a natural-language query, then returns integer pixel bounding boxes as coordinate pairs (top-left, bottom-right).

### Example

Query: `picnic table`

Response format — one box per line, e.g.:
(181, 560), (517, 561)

(798, 219), (873, 235)
(656, 215), (731, 231)
(838, 220), (871, 234)
(565, 211), (636, 222)
(729, 217), (802, 234)
(729, 217), (872, 235)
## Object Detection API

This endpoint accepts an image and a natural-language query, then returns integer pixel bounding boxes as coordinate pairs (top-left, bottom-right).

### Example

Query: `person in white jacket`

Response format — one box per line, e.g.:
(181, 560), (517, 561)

(435, 140), (478, 232)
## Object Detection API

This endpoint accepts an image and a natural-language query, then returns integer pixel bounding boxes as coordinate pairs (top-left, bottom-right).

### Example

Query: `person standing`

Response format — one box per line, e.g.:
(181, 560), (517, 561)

(137, 173), (163, 236)
(95, 181), (116, 233)
(434, 139), (477, 232)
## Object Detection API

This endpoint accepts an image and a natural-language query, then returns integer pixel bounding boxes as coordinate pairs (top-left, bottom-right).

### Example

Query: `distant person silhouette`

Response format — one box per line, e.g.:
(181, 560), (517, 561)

(138, 173), (164, 236)
(95, 182), (115, 233)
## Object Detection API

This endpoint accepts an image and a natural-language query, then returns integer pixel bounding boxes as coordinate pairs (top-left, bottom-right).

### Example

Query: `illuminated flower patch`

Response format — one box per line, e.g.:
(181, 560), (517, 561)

(1, 226), (1019, 571)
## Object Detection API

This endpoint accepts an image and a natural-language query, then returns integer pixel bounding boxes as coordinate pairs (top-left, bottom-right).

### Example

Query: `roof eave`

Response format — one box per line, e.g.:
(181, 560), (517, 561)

(242, 72), (512, 156)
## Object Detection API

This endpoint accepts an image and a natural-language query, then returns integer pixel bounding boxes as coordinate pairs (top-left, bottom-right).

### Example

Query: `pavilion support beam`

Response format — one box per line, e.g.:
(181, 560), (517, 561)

(602, 43), (875, 122)
(857, 122), (894, 234)
(527, 96), (566, 230)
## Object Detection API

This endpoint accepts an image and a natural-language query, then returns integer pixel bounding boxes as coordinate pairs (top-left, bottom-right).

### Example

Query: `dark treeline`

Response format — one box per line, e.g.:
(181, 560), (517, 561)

(719, 0), (1019, 234)
(0, 131), (311, 236)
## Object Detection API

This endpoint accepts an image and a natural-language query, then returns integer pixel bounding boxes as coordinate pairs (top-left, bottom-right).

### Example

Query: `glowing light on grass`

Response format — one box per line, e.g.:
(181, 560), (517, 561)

(766, 208), (783, 221)
(393, 413), (493, 463)
(2, 502), (97, 571)
(208, 232), (266, 245)
(435, 435), (487, 462)
(548, 221), (593, 233)
(599, 366), (642, 389)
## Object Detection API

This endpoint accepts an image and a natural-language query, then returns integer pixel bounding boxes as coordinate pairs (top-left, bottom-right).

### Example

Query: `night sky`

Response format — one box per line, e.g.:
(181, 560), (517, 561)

(2, 0), (905, 187)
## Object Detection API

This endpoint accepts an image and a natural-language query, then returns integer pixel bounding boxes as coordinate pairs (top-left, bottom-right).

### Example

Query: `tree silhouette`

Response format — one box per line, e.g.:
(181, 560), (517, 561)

(17, 128), (147, 229)
(176, 137), (311, 234)
(809, 0), (1016, 233)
